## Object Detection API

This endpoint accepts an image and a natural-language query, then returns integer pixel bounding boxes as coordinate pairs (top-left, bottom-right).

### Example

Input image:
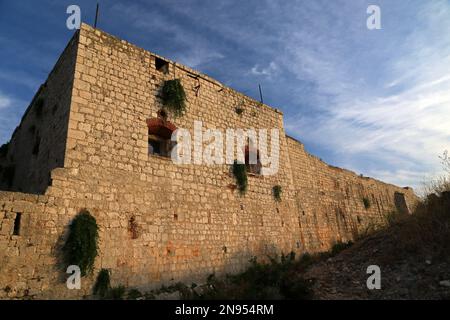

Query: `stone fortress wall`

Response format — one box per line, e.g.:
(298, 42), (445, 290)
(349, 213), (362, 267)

(0, 24), (417, 299)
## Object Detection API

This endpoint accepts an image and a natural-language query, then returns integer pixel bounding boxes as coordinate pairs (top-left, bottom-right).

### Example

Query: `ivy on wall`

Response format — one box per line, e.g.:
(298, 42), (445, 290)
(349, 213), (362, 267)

(273, 185), (282, 202)
(363, 197), (371, 209)
(232, 160), (248, 195)
(161, 79), (186, 117)
(62, 210), (99, 276)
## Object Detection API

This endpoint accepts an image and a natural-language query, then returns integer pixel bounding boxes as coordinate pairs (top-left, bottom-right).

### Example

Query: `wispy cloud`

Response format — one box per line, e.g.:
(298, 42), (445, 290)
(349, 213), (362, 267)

(109, 2), (225, 69)
(0, 69), (40, 90)
(250, 62), (279, 78)
(281, 0), (450, 189)
(0, 91), (22, 144)
(0, 91), (11, 109)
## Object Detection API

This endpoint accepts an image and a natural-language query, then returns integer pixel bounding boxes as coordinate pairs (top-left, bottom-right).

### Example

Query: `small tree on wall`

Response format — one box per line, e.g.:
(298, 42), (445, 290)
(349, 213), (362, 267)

(161, 79), (186, 117)
(62, 210), (99, 276)
(93, 269), (111, 298)
(363, 197), (371, 209)
(232, 160), (248, 195)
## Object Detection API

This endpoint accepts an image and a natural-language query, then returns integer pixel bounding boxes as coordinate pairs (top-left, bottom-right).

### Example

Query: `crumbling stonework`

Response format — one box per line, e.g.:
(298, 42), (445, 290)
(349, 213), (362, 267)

(0, 24), (418, 299)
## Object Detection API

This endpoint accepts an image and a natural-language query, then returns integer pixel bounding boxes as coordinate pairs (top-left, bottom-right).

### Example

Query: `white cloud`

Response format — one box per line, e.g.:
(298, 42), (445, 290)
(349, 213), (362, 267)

(0, 91), (11, 109)
(250, 62), (278, 78)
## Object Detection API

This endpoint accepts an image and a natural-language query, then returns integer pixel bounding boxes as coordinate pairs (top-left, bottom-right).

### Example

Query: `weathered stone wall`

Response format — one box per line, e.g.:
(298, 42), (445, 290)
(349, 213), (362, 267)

(0, 32), (78, 194)
(286, 136), (417, 252)
(0, 24), (418, 299)
(61, 22), (304, 292)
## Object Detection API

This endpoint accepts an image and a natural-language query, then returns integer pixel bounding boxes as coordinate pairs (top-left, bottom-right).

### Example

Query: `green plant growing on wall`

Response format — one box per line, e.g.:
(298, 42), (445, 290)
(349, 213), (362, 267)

(63, 210), (99, 276)
(232, 160), (248, 195)
(161, 79), (186, 117)
(93, 269), (111, 298)
(363, 197), (371, 209)
(0, 142), (9, 158)
(273, 185), (282, 202)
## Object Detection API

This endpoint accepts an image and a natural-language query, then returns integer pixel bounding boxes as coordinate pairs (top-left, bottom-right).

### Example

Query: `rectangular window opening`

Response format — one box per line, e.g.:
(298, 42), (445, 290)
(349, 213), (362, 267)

(13, 213), (22, 236)
(148, 135), (172, 158)
(155, 57), (169, 74)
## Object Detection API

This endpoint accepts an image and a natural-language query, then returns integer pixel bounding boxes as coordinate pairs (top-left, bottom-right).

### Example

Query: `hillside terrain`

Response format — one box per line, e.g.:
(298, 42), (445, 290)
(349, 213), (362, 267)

(302, 203), (450, 300)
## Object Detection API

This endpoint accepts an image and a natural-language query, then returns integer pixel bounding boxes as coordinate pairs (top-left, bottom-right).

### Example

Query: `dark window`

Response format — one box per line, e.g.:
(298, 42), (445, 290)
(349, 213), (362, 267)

(13, 213), (22, 236)
(148, 135), (172, 157)
(148, 138), (161, 155)
(147, 118), (177, 158)
(245, 143), (262, 175)
(155, 57), (169, 74)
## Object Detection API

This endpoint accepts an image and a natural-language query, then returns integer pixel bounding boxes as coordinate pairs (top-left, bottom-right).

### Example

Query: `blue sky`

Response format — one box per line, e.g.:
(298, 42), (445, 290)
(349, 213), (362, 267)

(0, 0), (449, 190)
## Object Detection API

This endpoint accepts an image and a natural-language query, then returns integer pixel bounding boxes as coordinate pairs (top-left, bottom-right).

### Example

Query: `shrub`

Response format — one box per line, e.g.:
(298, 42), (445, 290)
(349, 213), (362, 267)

(161, 79), (186, 117)
(62, 210), (99, 276)
(298, 252), (314, 267)
(107, 285), (126, 300)
(363, 197), (371, 209)
(384, 210), (401, 227)
(330, 240), (353, 256)
(232, 160), (248, 195)
(127, 289), (143, 300)
(273, 185), (282, 202)
(280, 273), (314, 300)
(0, 142), (9, 158)
(194, 253), (314, 300)
(386, 191), (450, 257)
(93, 269), (110, 298)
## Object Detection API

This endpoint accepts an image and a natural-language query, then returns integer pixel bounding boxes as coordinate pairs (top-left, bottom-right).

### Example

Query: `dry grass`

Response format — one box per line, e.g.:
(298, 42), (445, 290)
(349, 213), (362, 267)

(381, 192), (450, 263)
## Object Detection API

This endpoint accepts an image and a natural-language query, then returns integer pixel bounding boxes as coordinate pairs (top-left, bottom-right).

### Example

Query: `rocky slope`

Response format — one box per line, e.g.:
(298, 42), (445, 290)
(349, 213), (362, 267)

(301, 193), (450, 300)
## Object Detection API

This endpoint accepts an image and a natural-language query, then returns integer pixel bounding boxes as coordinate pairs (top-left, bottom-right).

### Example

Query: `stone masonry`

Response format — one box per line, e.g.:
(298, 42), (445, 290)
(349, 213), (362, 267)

(0, 24), (418, 299)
